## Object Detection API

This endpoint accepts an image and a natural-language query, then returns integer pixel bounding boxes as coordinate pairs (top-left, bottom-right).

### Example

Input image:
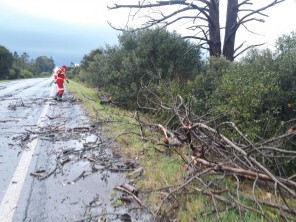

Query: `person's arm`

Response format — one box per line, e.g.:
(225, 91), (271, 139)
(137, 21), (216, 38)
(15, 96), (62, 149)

(53, 73), (57, 83)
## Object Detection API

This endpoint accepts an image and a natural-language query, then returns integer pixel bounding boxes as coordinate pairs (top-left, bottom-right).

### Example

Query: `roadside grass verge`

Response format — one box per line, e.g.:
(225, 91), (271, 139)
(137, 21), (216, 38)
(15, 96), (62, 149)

(67, 81), (295, 222)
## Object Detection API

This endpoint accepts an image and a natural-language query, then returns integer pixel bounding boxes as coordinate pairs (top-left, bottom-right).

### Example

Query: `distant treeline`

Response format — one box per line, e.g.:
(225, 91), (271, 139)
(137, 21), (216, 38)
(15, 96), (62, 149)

(0, 45), (55, 79)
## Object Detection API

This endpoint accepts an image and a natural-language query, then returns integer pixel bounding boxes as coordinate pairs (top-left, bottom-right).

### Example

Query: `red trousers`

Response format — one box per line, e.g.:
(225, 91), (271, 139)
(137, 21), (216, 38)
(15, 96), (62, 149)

(56, 80), (64, 95)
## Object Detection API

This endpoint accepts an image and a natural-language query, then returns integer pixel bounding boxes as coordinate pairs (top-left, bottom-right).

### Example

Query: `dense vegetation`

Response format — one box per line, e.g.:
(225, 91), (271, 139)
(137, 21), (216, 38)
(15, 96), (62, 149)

(75, 29), (296, 140)
(70, 29), (296, 220)
(76, 28), (204, 109)
(0, 45), (55, 79)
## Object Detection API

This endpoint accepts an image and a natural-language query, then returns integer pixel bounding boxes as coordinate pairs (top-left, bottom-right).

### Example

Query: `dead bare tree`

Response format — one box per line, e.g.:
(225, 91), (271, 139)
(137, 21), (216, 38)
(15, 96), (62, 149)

(108, 0), (285, 61)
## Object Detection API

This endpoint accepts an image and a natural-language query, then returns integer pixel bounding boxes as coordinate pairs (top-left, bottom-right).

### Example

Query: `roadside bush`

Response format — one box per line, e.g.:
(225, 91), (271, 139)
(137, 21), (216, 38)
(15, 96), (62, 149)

(275, 31), (296, 120)
(7, 67), (21, 79)
(8, 69), (17, 79)
(68, 65), (80, 80)
(181, 56), (232, 115)
(21, 69), (34, 78)
(164, 53), (282, 139)
(79, 28), (204, 109)
(209, 51), (281, 138)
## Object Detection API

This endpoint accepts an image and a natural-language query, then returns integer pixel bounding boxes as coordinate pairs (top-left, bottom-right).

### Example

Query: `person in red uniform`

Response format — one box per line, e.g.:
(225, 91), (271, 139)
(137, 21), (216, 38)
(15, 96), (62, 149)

(54, 65), (68, 101)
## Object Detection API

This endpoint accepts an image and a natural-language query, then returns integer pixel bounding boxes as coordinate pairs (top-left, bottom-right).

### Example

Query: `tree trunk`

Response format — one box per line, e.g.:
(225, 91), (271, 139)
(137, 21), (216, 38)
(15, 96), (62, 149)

(208, 0), (221, 57)
(223, 0), (238, 61)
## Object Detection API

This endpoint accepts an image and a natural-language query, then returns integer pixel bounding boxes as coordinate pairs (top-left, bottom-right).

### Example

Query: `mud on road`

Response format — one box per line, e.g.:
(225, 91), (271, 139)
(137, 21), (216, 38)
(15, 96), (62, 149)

(0, 79), (152, 222)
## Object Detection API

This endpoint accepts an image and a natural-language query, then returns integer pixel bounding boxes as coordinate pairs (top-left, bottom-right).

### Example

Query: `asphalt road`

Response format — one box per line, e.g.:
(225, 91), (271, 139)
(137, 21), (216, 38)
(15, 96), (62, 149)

(0, 78), (152, 222)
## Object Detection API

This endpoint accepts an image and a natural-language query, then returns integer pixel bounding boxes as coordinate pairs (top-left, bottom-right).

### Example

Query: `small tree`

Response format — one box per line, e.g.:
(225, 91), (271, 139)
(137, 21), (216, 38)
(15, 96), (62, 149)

(34, 56), (55, 75)
(80, 49), (103, 71)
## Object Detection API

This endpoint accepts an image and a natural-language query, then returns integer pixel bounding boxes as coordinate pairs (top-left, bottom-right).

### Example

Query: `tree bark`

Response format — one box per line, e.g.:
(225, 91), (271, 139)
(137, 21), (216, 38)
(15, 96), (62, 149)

(208, 0), (221, 57)
(223, 0), (238, 61)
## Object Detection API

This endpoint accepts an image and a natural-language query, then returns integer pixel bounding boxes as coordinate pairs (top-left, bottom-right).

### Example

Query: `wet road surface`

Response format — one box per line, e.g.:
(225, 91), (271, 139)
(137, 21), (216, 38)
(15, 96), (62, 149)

(0, 78), (152, 222)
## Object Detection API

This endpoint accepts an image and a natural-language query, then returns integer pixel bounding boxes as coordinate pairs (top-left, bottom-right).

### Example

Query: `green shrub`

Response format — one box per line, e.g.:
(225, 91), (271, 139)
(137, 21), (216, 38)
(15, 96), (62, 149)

(210, 52), (281, 138)
(20, 69), (34, 78)
(79, 28), (204, 109)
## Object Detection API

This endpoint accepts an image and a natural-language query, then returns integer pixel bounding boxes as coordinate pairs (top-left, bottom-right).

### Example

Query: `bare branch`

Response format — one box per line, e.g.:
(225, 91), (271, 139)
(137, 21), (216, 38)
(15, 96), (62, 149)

(239, 0), (285, 24)
(234, 43), (265, 59)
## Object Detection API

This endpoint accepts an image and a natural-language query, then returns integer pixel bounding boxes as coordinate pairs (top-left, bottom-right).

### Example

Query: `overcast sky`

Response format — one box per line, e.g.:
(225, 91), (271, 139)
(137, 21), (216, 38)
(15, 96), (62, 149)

(0, 0), (296, 66)
(0, 0), (119, 66)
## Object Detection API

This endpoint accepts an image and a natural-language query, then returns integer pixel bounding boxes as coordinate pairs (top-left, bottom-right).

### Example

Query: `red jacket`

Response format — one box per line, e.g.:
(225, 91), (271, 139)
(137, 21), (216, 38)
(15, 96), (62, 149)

(56, 69), (66, 83)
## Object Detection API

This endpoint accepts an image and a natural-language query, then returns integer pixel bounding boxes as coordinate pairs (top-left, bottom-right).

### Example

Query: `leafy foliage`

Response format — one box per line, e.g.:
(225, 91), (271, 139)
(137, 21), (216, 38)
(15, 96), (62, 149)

(33, 56), (55, 75)
(275, 31), (296, 120)
(20, 69), (34, 78)
(0, 45), (13, 79)
(210, 50), (281, 138)
(79, 28), (204, 108)
(78, 30), (296, 140)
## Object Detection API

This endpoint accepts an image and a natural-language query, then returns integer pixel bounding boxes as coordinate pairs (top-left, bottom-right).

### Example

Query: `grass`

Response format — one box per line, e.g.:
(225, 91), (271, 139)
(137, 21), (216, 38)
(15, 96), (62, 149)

(66, 81), (295, 222)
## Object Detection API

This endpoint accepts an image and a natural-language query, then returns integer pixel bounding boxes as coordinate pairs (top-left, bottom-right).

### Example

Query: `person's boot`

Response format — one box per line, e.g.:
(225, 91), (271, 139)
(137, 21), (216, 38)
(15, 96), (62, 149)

(54, 93), (59, 100)
(57, 94), (63, 101)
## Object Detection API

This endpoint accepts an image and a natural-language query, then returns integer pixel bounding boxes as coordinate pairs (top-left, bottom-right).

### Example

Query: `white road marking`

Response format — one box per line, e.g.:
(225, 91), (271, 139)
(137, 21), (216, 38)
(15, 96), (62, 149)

(0, 85), (55, 222)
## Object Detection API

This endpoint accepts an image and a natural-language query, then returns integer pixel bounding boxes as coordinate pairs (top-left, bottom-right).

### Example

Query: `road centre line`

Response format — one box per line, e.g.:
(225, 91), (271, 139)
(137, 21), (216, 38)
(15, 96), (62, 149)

(0, 85), (55, 222)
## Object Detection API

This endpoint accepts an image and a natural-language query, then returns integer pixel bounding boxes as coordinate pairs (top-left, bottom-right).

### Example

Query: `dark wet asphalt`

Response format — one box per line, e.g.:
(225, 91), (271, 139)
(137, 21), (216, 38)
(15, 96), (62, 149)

(0, 78), (153, 222)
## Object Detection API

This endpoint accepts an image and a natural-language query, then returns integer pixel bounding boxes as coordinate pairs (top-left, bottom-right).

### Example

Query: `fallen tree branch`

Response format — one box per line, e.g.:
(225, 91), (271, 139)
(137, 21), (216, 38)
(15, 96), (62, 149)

(114, 184), (144, 208)
(192, 157), (296, 188)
